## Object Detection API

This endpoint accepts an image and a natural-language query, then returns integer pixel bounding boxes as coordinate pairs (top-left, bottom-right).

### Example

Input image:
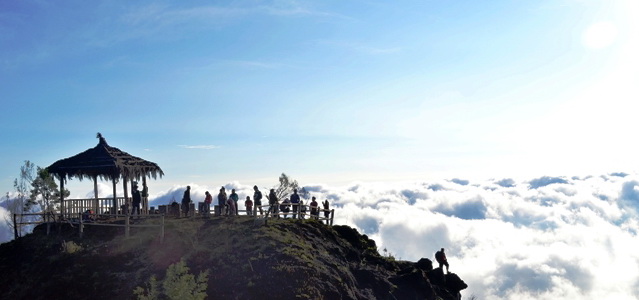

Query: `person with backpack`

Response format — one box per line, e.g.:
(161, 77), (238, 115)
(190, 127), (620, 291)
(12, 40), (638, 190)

(253, 186), (263, 215)
(290, 189), (300, 218)
(435, 248), (450, 274)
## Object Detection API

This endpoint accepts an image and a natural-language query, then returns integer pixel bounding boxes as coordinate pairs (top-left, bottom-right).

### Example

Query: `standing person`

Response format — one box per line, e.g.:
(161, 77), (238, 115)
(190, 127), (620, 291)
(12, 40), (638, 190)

(226, 193), (236, 216)
(204, 191), (212, 217)
(245, 196), (253, 216)
(290, 189), (300, 219)
(322, 199), (330, 224)
(217, 187), (227, 216)
(230, 189), (239, 215)
(435, 248), (450, 274)
(280, 198), (291, 218)
(131, 182), (141, 217)
(299, 199), (306, 219)
(182, 186), (191, 218)
(253, 186), (263, 215)
(268, 189), (278, 217)
(310, 196), (319, 219)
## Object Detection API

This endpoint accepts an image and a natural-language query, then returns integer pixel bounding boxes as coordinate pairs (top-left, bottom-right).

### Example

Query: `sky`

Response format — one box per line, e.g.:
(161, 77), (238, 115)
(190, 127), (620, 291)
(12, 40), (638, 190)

(1, 0), (639, 298)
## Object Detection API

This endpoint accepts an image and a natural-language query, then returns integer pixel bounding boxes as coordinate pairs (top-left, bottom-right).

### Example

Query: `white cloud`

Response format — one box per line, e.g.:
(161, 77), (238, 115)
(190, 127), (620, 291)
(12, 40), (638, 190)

(5, 173), (639, 299)
(178, 145), (220, 150)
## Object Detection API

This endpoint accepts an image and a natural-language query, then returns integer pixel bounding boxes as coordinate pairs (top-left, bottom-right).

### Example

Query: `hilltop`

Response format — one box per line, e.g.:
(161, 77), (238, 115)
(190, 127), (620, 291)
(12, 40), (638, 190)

(0, 216), (467, 299)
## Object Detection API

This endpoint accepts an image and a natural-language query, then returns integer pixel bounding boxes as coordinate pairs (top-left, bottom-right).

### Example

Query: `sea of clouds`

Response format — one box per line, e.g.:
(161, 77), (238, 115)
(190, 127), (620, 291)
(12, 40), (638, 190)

(2, 173), (639, 299)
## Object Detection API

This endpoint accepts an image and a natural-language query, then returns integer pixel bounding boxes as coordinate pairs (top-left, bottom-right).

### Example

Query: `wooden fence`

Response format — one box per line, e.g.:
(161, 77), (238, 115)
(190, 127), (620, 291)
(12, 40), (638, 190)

(13, 212), (165, 242)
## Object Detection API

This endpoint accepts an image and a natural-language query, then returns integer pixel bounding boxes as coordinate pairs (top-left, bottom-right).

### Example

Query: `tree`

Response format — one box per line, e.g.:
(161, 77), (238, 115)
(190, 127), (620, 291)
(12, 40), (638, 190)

(3, 161), (70, 238)
(134, 259), (208, 300)
(273, 173), (299, 201)
(25, 166), (69, 217)
(4, 161), (33, 237)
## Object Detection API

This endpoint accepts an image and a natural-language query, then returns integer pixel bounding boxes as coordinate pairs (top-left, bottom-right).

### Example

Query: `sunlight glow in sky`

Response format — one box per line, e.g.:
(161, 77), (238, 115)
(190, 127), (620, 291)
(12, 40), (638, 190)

(1, 0), (638, 205)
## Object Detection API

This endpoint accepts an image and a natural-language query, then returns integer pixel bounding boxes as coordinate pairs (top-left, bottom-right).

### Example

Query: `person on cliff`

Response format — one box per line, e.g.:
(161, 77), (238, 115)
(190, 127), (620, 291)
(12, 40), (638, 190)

(181, 185), (191, 218)
(203, 191), (212, 217)
(245, 196), (253, 216)
(290, 189), (301, 218)
(230, 189), (239, 215)
(253, 186), (264, 215)
(310, 196), (319, 219)
(131, 182), (142, 217)
(322, 199), (330, 224)
(280, 198), (291, 218)
(299, 199), (306, 219)
(218, 187), (228, 216)
(435, 248), (450, 274)
(268, 189), (278, 217)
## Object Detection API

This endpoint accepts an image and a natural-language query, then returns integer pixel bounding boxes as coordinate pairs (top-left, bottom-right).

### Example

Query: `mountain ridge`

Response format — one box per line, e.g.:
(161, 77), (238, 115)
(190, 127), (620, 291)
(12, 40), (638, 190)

(0, 216), (467, 299)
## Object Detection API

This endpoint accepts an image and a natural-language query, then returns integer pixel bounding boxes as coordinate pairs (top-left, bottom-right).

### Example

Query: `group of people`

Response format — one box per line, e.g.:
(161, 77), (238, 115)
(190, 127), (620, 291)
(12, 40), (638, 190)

(180, 185), (331, 222)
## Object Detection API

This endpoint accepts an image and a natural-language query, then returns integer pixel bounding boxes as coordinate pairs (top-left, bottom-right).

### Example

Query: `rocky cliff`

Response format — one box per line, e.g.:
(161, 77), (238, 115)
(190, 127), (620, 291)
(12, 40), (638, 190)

(0, 217), (467, 299)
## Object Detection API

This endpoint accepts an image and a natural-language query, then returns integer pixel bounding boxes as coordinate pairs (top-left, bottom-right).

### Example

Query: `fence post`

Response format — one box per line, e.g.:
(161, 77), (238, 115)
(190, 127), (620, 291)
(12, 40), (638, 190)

(159, 214), (165, 243)
(13, 214), (18, 239)
(79, 213), (84, 238)
(125, 213), (130, 238)
(330, 209), (334, 226)
(45, 212), (51, 236)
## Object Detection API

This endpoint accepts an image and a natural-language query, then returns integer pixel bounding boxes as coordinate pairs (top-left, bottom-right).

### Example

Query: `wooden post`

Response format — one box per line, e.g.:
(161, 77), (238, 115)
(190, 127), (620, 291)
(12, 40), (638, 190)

(13, 214), (18, 239)
(125, 212), (130, 238)
(79, 212), (84, 238)
(160, 214), (165, 243)
(123, 177), (129, 216)
(142, 176), (148, 215)
(330, 209), (334, 226)
(112, 178), (117, 215)
(93, 175), (99, 216)
(60, 178), (65, 219)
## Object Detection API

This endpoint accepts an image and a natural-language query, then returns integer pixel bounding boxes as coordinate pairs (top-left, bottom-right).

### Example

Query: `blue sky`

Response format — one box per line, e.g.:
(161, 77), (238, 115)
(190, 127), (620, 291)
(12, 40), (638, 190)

(2, 0), (638, 195)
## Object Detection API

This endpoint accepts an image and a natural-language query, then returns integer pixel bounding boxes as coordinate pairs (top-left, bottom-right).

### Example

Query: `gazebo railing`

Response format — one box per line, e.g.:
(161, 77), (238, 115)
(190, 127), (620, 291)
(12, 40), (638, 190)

(62, 197), (128, 219)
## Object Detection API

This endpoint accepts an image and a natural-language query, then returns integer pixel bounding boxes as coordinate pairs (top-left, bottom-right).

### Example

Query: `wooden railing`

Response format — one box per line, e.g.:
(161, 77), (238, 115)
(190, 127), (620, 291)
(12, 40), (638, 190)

(13, 212), (165, 242)
(60, 197), (153, 219)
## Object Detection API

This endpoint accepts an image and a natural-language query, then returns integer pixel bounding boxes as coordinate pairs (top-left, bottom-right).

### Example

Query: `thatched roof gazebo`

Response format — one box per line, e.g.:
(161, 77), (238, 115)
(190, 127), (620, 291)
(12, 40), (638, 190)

(47, 133), (164, 217)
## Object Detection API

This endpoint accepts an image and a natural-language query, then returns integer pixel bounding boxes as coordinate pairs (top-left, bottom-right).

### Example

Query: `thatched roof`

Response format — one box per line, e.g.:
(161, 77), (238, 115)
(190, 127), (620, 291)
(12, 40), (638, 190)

(47, 133), (164, 182)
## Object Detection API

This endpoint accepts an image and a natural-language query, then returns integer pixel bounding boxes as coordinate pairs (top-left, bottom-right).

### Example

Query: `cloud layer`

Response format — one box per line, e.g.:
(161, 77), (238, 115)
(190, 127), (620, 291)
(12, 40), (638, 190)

(2, 173), (639, 299)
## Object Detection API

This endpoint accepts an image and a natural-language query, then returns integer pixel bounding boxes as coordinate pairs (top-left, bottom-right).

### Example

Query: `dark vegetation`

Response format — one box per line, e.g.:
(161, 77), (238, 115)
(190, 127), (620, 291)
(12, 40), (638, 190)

(0, 217), (467, 299)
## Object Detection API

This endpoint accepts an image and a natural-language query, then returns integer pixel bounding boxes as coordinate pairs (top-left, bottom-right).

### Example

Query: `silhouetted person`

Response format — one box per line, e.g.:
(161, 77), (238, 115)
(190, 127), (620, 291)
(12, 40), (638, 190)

(131, 183), (141, 217)
(299, 199), (306, 219)
(182, 186), (191, 217)
(310, 196), (319, 219)
(322, 199), (330, 224)
(435, 248), (449, 274)
(253, 186), (263, 215)
(204, 191), (212, 216)
(268, 189), (278, 217)
(290, 188), (300, 218)
(226, 193), (236, 216)
(280, 198), (291, 218)
(230, 189), (239, 215)
(245, 196), (253, 216)
(218, 187), (227, 216)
